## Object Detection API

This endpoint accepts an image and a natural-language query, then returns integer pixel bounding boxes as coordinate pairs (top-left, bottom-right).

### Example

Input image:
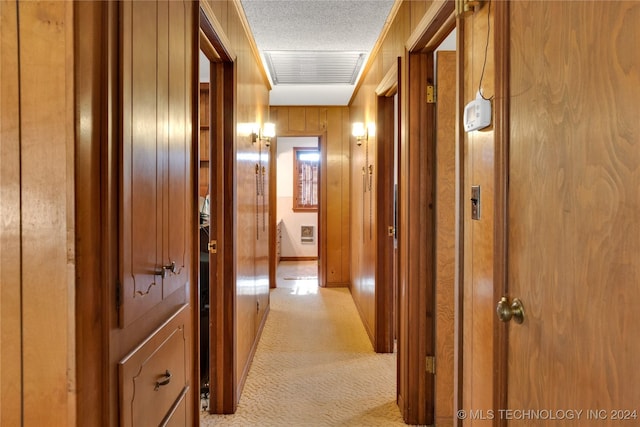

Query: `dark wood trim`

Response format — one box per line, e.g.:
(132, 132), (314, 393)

(406, 0), (456, 52)
(190, 2), (201, 423)
(317, 134), (327, 288)
(375, 90), (396, 354)
(397, 51), (436, 426)
(493, 1), (510, 426)
(375, 61), (399, 97)
(74, 2), (108, 424)
(206, 59), (238, 414)
(269, 138), (278, 288)
(454, 14), (465, 427)
(198, 3), (235, 62)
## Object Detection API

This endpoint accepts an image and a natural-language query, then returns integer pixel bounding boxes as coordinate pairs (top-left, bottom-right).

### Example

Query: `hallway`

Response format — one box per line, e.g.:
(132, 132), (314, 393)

(201, 261), (405, 426)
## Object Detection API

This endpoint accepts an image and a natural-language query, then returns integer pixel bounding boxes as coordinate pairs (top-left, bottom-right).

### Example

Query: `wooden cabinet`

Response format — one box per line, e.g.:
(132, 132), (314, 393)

(119, 306), (190, 427)
(114, 1), (195, 425)
(119, 0), (191, 328)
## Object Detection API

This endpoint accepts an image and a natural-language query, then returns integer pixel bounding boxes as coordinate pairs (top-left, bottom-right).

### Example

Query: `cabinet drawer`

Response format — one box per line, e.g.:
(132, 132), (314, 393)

(119, 306), (190, 427)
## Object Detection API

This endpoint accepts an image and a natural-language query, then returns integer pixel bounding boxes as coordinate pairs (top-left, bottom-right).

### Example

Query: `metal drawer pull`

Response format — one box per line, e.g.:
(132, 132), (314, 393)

(155, 262), (179, 279)
(164, 261), (178, 275)
(154, 370), (172, 391)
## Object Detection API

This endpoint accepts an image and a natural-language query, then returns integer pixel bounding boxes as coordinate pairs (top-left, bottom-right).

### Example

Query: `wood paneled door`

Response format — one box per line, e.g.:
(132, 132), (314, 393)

(374, 59), (399, 354)
(500, 1), (640, 426)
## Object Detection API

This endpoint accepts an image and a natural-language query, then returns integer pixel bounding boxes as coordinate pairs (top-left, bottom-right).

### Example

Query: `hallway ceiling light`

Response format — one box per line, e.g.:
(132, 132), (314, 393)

(240, 0), (395, 105)
(264, 51), (367, 85)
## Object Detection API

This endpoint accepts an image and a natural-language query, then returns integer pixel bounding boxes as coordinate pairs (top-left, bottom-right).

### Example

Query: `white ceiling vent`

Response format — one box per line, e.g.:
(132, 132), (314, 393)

(264, 51), (367, 85)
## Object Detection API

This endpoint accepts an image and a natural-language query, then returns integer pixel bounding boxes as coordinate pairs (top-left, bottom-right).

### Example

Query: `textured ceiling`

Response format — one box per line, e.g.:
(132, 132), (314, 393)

(239, 0), (395, 105)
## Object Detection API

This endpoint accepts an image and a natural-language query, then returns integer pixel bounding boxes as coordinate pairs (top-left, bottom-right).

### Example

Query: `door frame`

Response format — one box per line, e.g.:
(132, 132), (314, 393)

(198, 3), (239, 414)
(397, 1), (457, 424)
(269, 132), (326, 287)
(493, 1), (510, 426)
(374, 58), (400, 354)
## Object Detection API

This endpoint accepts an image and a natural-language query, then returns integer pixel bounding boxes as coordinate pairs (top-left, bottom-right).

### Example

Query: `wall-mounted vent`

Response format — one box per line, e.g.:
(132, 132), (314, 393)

(264, 51), (366, 85)
(301, 225), (315, 244)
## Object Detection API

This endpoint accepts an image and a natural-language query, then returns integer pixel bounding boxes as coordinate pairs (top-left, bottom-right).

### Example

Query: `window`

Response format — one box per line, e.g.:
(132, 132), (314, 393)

(293, 147), (319, 212)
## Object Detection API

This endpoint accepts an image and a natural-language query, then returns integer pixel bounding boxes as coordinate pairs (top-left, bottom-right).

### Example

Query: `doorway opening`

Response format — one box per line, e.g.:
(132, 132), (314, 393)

(196, 47), (212, 408)
(275, 137), (320, 284)
(197, 7), (237, 414)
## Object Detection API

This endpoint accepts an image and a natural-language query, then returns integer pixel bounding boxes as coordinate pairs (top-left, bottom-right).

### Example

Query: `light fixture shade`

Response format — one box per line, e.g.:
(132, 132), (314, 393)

(352, 122), (366, 138)
(367, 122), (376, 138)
(263, 122), (276, 138)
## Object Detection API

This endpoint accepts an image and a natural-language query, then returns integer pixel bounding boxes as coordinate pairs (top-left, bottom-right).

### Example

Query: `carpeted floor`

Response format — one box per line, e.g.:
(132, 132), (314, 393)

(201, 261), (406, 426)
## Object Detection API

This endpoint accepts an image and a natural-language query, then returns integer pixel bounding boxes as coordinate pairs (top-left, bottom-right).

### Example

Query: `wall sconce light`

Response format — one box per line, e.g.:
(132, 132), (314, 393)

(251, 122), (277, 147)
(456, 0), (482, 17)
(262, 122), (276, 147)
(352, 122), (376, 146)
(352, 122), (367, 146)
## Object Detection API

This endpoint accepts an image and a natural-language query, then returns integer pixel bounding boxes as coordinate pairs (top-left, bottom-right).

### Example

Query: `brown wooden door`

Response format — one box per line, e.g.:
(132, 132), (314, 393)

(115, 1), (195, 425)
(375, 80), (396, 354)
(504, 2), (640, 425)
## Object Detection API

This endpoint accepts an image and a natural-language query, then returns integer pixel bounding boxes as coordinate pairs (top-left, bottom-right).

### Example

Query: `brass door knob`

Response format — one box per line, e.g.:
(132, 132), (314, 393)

(497, 296), (525, 324)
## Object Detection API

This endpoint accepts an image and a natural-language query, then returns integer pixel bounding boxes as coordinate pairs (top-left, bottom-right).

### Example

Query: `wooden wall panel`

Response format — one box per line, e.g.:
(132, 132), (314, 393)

(208, 1), (228, 36)
(1, 2), (77, 425)
(306, 107), (322, 132)
(349, 0), (413, 352)
(461, 4), (496, 426)
(288, 108), (307, 132)
(0, 1), (22, 425)
(326, 108), (347, 284)
(339, 108), (351, 285)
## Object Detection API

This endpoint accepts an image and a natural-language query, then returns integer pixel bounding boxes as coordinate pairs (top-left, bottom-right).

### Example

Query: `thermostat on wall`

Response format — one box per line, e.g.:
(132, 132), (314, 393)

(463, 91), (492, 132)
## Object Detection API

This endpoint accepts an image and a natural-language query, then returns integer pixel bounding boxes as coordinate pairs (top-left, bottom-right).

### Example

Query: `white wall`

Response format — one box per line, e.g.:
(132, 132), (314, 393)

(277, 137), (318, 258)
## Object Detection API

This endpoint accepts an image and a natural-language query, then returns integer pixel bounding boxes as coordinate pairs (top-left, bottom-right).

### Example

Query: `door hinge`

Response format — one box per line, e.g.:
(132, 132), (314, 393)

(208, 240), (217, 254)
(426, 84), (436, 104)
(425, 356), (435, 374)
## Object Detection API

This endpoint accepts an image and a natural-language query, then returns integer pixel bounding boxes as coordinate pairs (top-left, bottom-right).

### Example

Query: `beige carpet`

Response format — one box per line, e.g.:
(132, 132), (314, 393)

(201, 262), (406, 426)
